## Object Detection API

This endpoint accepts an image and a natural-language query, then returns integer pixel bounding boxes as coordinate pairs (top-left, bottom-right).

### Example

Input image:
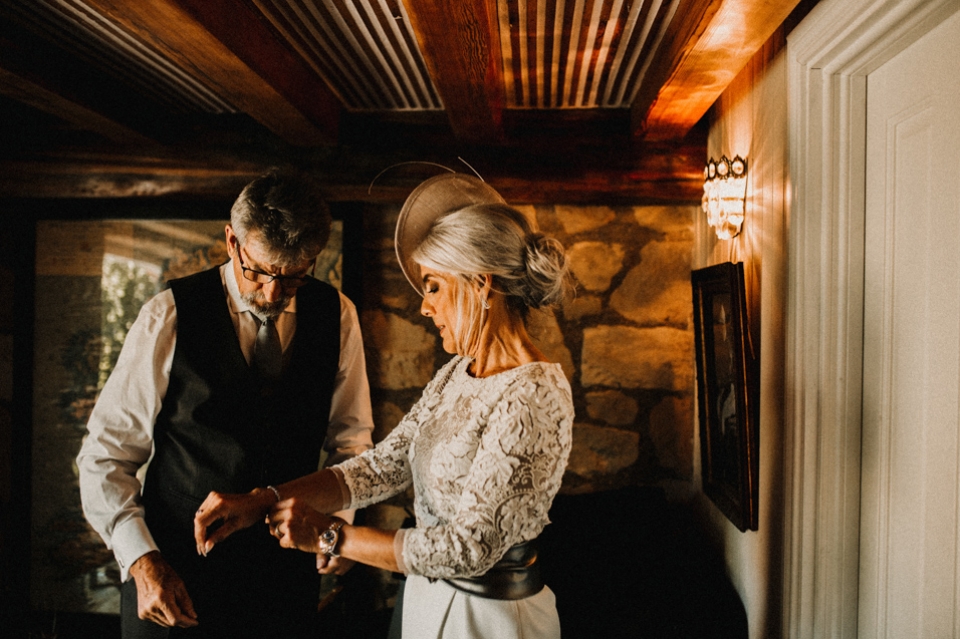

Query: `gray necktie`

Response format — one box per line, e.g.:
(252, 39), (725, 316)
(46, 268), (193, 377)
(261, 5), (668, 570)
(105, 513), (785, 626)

(254, 315), (282, 379)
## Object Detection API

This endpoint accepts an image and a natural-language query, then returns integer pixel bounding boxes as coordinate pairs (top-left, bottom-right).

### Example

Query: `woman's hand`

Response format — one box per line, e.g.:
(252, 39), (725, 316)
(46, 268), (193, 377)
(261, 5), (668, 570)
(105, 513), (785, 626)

(266, 499), (333, 553)
(266, 498), (332, 554)
(193, 488), (276, 555)
(267, 499), (355, 575)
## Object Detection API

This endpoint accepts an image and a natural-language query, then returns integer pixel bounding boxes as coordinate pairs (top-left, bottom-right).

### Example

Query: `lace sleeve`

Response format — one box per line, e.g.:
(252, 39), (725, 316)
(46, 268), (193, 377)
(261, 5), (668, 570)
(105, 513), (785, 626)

(401, 366), (573, 578)
(337, 357), (462, 509)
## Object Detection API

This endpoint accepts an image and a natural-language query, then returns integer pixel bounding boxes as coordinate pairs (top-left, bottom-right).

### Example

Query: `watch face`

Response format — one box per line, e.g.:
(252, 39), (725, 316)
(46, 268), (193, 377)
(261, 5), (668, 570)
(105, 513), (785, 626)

(319, 521), (342, 556)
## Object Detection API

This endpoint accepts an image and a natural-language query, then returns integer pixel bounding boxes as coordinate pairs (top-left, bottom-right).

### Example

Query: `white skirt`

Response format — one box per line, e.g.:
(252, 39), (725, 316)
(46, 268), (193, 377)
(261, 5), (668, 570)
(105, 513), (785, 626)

(401, 574), (561, 639)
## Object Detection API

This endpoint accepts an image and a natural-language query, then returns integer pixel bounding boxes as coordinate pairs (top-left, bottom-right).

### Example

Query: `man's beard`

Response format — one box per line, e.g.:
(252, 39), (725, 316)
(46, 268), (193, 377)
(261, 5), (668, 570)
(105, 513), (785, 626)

(243, 290), (292, 319)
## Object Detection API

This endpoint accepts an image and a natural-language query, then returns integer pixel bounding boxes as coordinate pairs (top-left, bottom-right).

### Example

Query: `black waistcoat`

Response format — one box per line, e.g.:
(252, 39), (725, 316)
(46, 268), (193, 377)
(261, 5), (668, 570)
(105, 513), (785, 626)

(138, 266), (340, 628)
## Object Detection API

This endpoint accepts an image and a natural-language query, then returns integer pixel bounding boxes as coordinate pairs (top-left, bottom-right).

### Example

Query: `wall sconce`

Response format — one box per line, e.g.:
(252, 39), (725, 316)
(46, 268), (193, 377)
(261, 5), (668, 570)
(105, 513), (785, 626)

(702, 155), (747, 240)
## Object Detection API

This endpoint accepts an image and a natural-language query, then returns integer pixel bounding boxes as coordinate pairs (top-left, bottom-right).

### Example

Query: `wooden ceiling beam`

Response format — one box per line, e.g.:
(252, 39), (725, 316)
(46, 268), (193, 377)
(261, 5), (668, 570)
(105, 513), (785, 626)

(0, 18), (164, 147)
(81, 0), (337, 146)
(0, 137), (704, 205)
(0, 155), (260, 201)
(403, 0), (504, 144)
(0, 67), (155, 148)
(172, 0), (341, 140)
(0, 164), (702, 205)
(632, 0), (802, 141)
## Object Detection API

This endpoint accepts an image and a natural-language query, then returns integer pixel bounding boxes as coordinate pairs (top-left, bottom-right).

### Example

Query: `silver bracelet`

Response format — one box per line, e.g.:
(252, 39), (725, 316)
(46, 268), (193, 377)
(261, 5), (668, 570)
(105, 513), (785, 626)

(266, 485), (281, 502)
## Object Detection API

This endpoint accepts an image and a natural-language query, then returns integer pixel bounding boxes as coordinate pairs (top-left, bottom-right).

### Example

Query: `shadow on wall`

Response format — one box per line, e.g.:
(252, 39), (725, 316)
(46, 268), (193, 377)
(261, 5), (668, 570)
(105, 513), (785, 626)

(540, 486), (748, 639)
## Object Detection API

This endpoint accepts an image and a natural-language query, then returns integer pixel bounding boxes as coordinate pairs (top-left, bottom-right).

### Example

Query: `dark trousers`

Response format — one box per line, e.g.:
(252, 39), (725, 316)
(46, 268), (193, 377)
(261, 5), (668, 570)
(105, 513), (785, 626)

(122, 575), (322, 639)
(121, 577), (319, 639)
(121, 526), (320, 639)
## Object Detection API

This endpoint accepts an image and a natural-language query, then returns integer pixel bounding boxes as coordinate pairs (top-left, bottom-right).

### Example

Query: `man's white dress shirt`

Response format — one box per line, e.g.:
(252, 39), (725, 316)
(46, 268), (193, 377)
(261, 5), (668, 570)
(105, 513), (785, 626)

(77, 261), (374, 580)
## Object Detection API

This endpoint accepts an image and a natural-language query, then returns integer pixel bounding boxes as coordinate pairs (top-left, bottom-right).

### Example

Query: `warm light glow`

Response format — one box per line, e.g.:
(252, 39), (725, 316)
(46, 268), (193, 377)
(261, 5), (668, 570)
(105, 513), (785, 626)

(702, 155), (747, 240)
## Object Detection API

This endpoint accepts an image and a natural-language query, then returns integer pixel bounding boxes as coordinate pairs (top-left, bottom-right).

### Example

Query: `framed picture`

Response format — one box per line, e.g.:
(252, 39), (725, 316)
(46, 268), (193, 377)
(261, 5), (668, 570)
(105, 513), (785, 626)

(691, 262), (759, 532)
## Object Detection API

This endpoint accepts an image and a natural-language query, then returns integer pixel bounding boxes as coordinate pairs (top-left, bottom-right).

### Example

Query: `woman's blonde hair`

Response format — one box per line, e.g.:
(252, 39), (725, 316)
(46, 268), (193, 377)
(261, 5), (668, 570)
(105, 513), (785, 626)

(412, 203), (571, 355)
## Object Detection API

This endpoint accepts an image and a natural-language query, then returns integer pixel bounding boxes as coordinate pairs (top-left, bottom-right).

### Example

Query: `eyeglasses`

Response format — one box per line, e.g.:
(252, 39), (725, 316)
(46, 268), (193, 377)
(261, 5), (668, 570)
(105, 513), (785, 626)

(236, 245), (312, 289)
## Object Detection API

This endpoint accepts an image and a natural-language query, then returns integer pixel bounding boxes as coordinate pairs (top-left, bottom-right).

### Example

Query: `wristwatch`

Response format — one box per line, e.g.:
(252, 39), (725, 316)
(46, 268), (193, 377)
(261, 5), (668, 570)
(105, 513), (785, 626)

(318, 519), (345, 557)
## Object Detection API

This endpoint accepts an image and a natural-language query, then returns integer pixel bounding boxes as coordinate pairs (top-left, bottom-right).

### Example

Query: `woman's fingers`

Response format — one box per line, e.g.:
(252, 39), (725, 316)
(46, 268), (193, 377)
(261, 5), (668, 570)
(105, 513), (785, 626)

(269, 518), (299, 550)
(192, 491), (242, 555)
(267, 500), (323, 553)
(201, 516), (244, 554)
(267, 519), (285, 539)
(193, 493), (224, 552)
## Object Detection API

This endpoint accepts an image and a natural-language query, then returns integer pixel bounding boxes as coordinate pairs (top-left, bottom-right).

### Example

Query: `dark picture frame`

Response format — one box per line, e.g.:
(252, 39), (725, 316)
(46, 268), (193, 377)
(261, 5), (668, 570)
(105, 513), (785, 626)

(691, 262), (759, 532)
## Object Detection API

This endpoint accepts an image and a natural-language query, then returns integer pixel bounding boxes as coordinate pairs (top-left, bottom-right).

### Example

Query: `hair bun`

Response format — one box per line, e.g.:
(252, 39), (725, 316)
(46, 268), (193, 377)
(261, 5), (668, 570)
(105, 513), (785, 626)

(522, 233), (569, 308)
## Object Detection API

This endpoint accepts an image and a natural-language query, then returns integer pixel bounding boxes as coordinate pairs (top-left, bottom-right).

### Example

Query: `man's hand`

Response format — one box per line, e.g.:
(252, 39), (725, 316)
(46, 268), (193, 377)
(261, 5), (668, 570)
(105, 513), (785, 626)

(129, 551), (199, 628)
(316, 554), (355, 576)
(194, 488), (276, 555)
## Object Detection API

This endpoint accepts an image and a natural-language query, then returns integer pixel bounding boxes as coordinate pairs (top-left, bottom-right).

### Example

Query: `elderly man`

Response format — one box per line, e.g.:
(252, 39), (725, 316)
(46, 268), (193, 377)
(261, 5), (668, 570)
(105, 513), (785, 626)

(77, 169), (374, 638)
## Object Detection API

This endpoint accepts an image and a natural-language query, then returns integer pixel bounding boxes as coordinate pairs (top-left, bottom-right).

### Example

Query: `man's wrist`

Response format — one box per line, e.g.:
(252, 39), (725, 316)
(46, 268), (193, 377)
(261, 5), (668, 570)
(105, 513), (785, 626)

(129, 550), (162, 578)
(254, 486), (281, 515)
(112, 517), (158, 579)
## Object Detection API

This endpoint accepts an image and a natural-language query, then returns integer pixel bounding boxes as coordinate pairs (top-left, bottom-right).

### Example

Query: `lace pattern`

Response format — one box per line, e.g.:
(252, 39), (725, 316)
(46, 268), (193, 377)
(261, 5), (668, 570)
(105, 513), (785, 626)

(337, 356), (573, 579)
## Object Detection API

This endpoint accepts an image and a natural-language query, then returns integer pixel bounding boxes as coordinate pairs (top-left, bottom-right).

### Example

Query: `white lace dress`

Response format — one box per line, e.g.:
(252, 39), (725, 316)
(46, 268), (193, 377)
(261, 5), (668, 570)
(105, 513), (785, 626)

(336, 355), (574, 638)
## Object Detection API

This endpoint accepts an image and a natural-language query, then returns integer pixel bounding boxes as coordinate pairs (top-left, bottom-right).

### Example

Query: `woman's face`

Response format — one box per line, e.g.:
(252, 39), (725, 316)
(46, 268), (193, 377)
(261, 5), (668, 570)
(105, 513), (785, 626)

(419, 265), (461, 354)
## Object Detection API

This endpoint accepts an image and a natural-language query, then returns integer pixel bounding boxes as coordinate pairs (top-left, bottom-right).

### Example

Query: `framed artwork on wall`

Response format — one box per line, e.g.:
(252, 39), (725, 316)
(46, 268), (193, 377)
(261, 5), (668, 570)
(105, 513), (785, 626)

(691, 261), (759, 532)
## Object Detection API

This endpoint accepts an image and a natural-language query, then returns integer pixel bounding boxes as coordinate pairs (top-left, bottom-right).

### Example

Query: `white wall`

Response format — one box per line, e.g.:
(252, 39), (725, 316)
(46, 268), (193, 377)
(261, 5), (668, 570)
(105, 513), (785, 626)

(692, 31), (789, 639)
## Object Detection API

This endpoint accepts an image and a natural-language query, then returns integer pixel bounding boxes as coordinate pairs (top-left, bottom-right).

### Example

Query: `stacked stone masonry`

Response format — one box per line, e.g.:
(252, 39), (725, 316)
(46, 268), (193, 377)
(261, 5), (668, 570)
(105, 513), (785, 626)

(359, 202), (697, 502)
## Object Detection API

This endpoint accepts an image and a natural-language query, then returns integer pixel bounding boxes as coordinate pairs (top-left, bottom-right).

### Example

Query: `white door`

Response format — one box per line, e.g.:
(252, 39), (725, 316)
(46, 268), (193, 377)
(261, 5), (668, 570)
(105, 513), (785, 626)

(859, 9), (960, 637)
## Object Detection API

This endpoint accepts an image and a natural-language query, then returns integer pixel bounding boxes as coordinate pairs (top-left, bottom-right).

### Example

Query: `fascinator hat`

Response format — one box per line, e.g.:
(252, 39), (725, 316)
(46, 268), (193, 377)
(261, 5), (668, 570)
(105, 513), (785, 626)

(395, 172), (505, 295)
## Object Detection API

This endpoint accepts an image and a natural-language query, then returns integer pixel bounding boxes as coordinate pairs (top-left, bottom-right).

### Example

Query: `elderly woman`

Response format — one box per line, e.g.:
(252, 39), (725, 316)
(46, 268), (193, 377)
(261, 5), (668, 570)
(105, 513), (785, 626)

(194, 173), (574, 638)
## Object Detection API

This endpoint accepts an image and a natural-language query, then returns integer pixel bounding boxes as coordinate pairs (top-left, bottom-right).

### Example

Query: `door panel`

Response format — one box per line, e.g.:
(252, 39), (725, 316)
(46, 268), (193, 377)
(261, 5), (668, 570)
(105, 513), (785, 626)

(860, 10), (960, 638)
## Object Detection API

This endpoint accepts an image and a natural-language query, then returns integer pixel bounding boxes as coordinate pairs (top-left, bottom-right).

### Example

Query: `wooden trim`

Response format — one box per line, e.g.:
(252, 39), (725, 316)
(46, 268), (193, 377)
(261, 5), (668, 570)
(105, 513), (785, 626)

(783, 0), (960, 637)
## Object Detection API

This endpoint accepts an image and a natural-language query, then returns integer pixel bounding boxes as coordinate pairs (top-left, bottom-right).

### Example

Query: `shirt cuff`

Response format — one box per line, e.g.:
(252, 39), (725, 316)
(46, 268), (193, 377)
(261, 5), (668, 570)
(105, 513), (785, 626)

(329, 467), (352, 511)
(393, 528), (409, 575)
(112, 517), (158, 582)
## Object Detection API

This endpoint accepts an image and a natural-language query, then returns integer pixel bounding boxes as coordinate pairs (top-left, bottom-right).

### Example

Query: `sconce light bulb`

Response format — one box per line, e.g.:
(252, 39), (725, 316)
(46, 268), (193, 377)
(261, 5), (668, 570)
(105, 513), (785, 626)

(702, 155), (748, 240)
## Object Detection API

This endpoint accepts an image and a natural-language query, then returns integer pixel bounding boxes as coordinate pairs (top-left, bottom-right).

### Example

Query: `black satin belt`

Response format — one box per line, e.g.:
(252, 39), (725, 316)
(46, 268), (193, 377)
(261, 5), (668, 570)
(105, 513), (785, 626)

(444, 540), (544, 600)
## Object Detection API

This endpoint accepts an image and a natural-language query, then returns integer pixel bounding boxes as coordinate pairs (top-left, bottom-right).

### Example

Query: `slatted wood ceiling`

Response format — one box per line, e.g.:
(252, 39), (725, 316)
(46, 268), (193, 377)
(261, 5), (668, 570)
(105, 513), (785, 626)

(9, 0), (686, 113)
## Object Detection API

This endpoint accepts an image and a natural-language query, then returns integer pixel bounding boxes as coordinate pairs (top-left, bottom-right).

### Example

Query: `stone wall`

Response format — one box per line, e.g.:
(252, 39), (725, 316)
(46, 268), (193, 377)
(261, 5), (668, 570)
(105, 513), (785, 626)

(355, 201), (698, 514)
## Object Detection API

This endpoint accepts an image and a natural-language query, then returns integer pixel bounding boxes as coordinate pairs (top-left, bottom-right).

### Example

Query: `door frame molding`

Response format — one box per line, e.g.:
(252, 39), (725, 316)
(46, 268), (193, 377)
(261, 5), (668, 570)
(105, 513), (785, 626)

(784, 0), (959, 637)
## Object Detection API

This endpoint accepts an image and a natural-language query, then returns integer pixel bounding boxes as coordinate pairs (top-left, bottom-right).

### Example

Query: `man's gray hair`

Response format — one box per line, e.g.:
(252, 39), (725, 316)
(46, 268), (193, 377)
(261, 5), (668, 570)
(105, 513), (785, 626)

(230, 168), (332, 266)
